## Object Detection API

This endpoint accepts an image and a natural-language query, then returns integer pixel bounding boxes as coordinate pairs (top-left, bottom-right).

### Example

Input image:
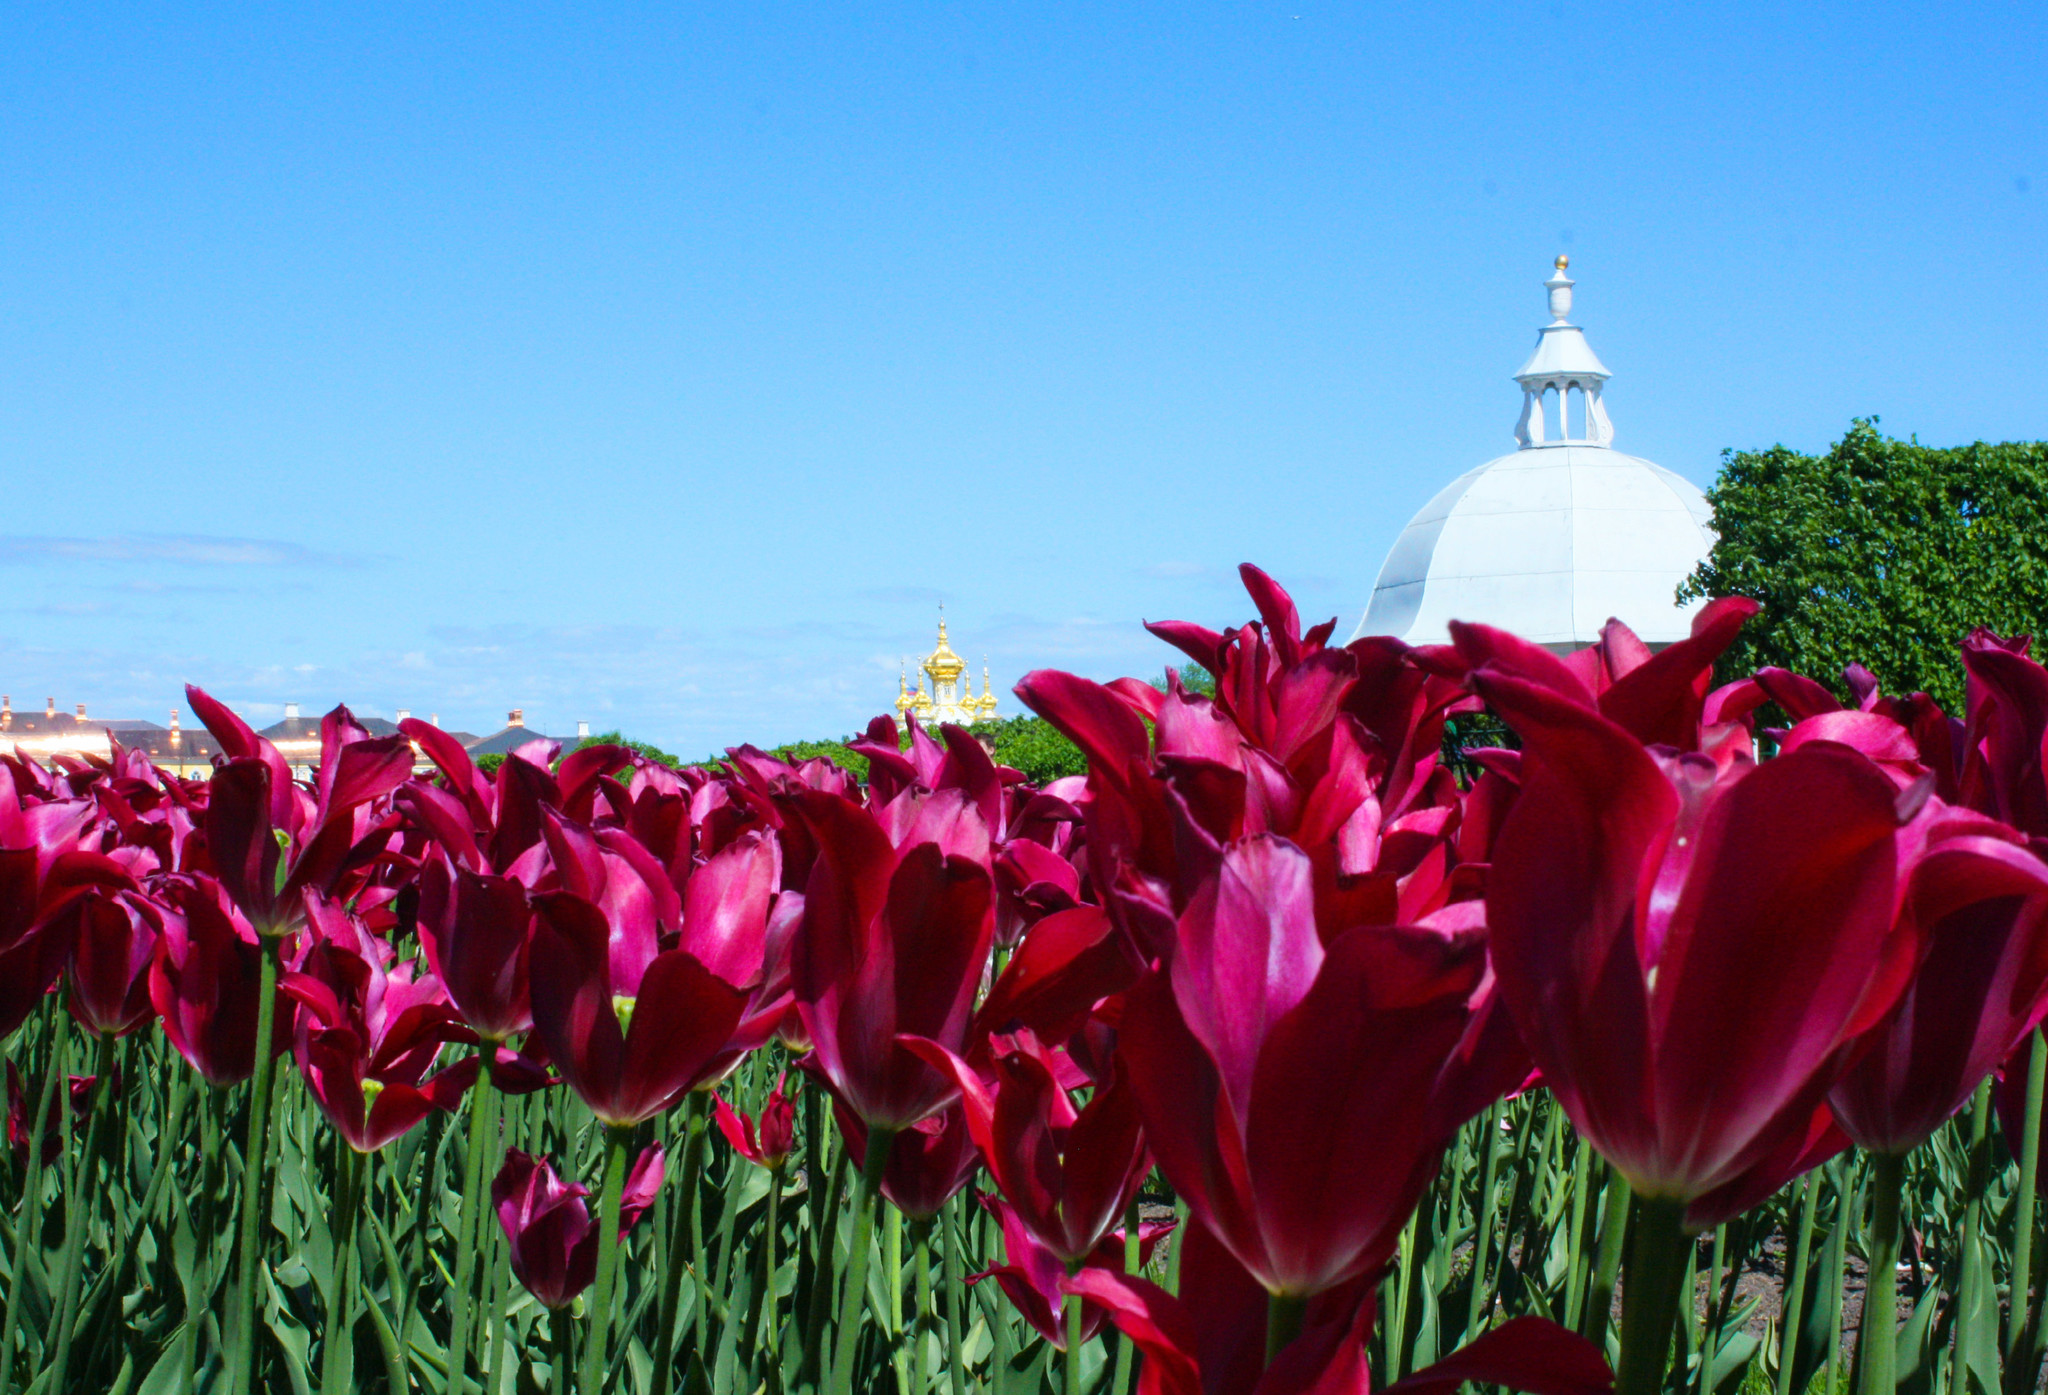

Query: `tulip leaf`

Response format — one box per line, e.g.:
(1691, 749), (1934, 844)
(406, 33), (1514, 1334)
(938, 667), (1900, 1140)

(130, 1324), (192, 1395)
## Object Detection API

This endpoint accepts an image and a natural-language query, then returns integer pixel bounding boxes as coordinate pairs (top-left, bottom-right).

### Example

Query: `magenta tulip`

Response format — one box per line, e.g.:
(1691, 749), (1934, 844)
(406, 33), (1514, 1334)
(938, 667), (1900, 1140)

(1123, 833), (1520, 1299)
(1457, 616), (1941, 1226)
(493, 1146), (664, 1310)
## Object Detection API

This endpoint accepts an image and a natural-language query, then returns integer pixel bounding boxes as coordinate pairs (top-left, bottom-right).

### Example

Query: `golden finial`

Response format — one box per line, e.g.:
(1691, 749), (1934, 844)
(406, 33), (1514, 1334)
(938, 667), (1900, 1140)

(1555, 254), (1569, 271)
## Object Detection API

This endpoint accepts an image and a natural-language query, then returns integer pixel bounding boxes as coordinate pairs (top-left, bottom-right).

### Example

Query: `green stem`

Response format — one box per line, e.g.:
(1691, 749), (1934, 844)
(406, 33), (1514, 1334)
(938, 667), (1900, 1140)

(1564, 1131), (1595, 1333)
(0, 996), (69, 1395)
(654, 1090), (708, 1394)
(828, 1126), (896, 1395)
(581, 1125), (633, 1395)
(1386, 1207), (1419, 1381)
(1066, 1288), (1089, 1395)
(1823, 1163), (1856, 1395)
(889, 1207), (912, 1395)
(47, 1030), (117, 1394)
(1112, 1197), (1142, 1395)
(1584, 1164), (1632, 1351)
(1467, 1100), (1504, 1339)
(1266, 1293), (1308, 1367)
(2008, 1030), (2047, 1393)
(445, 1052), (499, 1395)
(744, 1162), (785, 1378)
(913, 1220), (935, 1395)
(1614, 1195), (1692, 1395)
(320, 1143), (365, 1395)
(801, 1140), (851, 1389)
(1693, 1224), (1726, 1395)
(1775, 1172), (1822, 1395)
(1856, 1152), (1906, 1395)
(1950, 1083), (1995, 1395)
(943, 1201), (967, 1395)
(550, 1304), (572, 1395)
(230, 937), (283, 1395)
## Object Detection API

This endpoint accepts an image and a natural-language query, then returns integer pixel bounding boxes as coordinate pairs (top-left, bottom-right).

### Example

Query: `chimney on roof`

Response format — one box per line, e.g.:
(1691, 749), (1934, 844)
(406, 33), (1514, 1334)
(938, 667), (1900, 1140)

(396, 708), (411, 723)
(44, 698), (55, 718)
(577, 720), (590, 739)
(169, 710), (181, 747)
(76, 703), (87, 721)
(509, 709), (524, 728)
(285, 702), (300, 722)
(2, 696), (11, 732)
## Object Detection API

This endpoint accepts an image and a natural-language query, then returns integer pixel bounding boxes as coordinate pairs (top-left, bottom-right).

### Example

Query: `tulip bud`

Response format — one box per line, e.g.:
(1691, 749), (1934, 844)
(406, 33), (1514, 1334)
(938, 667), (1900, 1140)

(757, 1083), (796, 1166)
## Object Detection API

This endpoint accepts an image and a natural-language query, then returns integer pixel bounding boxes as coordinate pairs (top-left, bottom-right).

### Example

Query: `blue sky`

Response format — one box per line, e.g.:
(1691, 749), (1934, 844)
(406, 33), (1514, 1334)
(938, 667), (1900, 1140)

(0, 2), (2042, 754)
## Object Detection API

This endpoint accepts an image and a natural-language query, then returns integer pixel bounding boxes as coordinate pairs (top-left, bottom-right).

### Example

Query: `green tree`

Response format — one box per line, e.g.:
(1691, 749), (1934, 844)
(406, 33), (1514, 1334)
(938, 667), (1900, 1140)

(1677, 419), (2048, 712)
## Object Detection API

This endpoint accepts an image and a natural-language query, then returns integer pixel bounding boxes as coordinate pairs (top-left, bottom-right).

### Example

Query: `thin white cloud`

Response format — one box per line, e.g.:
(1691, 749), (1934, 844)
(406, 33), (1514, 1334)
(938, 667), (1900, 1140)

(0, 534), (356, 568)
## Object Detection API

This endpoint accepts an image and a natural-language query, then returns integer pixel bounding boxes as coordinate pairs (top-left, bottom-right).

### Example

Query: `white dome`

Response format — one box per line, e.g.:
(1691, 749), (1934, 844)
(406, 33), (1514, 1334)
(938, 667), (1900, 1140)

(1352, 259), (1716, 651)
(1355, 446), (1715, 649)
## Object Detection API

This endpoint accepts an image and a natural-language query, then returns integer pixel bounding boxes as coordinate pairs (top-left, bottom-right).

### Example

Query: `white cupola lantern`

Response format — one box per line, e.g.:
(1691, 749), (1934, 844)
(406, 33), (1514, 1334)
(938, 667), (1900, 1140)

(1353, 258), (1716, 652)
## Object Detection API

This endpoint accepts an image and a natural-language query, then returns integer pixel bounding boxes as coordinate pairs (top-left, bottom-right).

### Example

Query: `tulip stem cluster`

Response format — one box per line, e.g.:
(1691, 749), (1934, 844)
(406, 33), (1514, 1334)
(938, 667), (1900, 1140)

(229, 936), (281, 1395)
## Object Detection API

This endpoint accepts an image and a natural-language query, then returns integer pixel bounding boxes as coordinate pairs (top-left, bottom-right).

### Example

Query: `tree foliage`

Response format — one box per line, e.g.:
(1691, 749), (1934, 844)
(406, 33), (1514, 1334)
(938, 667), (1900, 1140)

(1678, 419), (2048, 711)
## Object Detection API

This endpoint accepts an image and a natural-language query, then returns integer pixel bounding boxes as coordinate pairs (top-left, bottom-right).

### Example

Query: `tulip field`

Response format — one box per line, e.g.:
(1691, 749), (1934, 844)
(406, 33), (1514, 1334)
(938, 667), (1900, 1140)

(8, 566), (2048, 1395)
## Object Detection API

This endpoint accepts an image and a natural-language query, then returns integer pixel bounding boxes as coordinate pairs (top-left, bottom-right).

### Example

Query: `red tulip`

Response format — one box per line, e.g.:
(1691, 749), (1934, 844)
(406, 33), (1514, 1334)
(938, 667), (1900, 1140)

(971, 1195), (1172, 1350)
(1068, 1216), (1613, 1395)
(493, 1146), (664, 1311)
(148, 879), (292, 1086)
(1827, 823), (2048, 1155)
(0, 792), (124, 1042)
(1458, 614), (1945, 1226)
(787, 786), (995, 1131)
(65, 888), (164, 1038)
(193, 692), (414, 936)
(1959, 629), (2048, 835)
(714, 1072), (796, 1169)
(825, 1094), (982, 1220)
(282, 918), (474, 1152)
(528, 885), (748, 1127)
(6, 1062), (97, 1168)
(415, 858), (537, 1042)
(1119, 833), (1519, 1298)
(912, 1030), (1149, 1267)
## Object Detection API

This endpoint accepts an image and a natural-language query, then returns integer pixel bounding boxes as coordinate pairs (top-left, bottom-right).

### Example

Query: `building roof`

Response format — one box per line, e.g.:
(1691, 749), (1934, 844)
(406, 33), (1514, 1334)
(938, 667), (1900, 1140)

(1353, 259), (1714, 651)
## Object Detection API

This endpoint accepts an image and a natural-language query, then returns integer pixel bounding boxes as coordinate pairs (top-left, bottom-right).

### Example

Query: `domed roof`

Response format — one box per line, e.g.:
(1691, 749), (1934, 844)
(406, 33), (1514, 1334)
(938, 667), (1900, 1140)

(1353, 259), (1715, 651)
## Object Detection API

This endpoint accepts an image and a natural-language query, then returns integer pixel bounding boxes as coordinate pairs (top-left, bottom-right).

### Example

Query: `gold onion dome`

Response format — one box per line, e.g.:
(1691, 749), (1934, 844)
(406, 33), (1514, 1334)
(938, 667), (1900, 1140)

(894, 613), (997, 726)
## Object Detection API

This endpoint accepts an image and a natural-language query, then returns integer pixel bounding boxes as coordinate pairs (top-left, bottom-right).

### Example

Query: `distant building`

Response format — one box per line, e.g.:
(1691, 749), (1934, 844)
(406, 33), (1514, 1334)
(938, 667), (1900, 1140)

(0, 694), (583, 779)
(464, 709), (589, 758)
(894, 615), (1000, 727)
(1353, 258), (1715, 651)
(0, 696), (224, 775)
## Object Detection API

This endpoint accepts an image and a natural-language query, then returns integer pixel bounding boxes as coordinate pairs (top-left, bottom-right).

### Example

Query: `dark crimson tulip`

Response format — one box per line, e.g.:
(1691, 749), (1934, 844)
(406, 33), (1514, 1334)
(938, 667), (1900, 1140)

(825, 1095), (982, 1219)
(787, 786), (995, 1132)
(527, 887), (748, 1126)
(6, 1062), (97, 1168)
(1122, 833), (1520, 1300)
(913, 1031), (1149, 1266)
(1018, 566), (1490, 971)
(493, 1146), (664, 1311)
(714, 1072), (796, 1169)
(1830, 824), (2048, 1154)
(1068, 1217), (1613, 1395)
(148, 879), (292, 1086)
(971, 903), (1145, 1051)
(971, 1195), (1172, 1349)
(1457, 616), (1943, 1226)
(65, 888), (164, 1038)
(282, 923), (474, 1152)
(415, 857), (536, 1042)
(1958, 628), (2048, 834)
(190, 688), (414, 935)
